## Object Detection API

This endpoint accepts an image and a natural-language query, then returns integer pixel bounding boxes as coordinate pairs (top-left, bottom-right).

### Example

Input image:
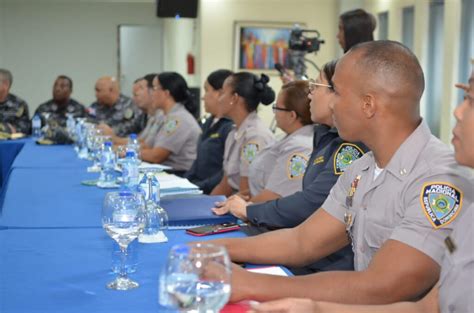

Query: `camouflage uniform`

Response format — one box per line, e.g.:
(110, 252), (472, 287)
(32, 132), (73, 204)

(34, 98), (86, 144)
(0, 94), (31, 134)
(35, 98), (86, 126)
(88, 94), (145, 137)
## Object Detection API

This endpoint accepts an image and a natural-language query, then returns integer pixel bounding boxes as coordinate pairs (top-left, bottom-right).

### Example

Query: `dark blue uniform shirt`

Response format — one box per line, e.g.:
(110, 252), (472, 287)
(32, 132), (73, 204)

(246, 124), (369, 272)
(184, 116), (233, 194)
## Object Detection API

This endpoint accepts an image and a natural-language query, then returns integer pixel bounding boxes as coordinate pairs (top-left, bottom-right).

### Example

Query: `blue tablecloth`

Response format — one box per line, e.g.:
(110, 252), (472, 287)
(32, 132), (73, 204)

(12, 140), (89, 168)
(0, 167), (106, 226)
(0, 228), (246, 313)
(0, 139), (26, 190)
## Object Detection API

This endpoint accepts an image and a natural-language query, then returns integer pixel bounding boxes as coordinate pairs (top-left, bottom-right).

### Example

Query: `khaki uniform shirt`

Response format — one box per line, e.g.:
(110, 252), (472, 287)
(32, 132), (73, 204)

(248, 124), (313, 197)
(0, 94), (30, 134)
(139, 109), (164, 147)
(223, 112), (275, 192)
(89, 94), (145, 137)
(323, 120), (473, 271)
(439, 203), (474, 313)
(151, 103), (201, 171)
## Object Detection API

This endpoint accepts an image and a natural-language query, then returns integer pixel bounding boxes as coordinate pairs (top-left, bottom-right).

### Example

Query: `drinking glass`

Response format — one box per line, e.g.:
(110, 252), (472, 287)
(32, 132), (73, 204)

(102, 191), (146, 290)
(163, 243), (231, 312)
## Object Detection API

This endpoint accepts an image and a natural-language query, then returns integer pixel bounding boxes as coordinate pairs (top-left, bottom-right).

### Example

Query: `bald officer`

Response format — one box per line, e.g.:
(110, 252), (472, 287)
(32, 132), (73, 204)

(0, 69), (30, 134)
(89, 76), (145, 137)
(250, 60), (474, 313)
(209, 41), (473, 304)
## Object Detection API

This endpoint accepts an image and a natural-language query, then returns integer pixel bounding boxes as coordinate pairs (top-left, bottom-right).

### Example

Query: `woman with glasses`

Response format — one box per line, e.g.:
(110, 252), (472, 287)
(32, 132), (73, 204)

(140, 72), (201, 175)
(243, 80), (313, 203)
(210, 72), (276, 197)
(213, 60), (368, 273)
(184, 69), (234, 194)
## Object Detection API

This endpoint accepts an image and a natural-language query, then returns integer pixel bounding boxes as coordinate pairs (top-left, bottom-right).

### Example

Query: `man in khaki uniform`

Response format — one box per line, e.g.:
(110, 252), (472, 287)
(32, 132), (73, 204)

(210, 41), (473, 304)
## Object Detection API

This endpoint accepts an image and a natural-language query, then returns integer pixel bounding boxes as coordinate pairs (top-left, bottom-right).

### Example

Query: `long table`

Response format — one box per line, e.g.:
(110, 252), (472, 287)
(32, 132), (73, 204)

(0, 142), (247, 312)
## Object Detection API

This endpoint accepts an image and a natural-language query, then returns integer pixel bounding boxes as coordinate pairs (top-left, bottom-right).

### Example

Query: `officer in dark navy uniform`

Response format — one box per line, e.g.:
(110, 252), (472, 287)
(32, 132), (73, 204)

(0, 69), (31, 134)
(184, 70), (234, 194)
(213, 60), (368, 273)
(88, 76), (145, 137)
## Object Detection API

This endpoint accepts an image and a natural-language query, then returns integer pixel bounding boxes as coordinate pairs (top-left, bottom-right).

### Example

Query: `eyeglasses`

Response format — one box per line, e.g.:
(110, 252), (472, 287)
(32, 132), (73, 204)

(308, 79), (333, 93)
(271, 104), (293, 113)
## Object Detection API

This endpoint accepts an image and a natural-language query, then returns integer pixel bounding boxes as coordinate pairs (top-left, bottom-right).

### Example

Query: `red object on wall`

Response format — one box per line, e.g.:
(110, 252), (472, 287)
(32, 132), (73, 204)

(187, 53), (195, 74)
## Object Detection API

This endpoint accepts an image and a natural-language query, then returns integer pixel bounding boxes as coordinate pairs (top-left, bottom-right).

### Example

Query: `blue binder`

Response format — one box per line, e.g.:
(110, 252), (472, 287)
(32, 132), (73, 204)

(161, 195), (237, 228)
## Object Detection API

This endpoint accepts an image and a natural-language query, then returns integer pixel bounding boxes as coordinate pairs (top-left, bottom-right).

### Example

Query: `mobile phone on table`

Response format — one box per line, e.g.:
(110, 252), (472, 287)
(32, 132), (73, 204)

(186, 222), (240, 237)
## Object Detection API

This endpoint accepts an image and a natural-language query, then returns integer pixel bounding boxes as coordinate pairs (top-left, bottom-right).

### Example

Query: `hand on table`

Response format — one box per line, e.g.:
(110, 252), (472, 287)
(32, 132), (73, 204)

(212, 195), (249, 220)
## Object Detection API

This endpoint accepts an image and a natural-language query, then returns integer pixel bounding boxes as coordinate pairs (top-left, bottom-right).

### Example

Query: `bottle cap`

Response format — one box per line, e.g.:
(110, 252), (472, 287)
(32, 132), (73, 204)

(125, 151), (135, 158)
(129, 133), (137, 139)
(104, 141), (112, 147)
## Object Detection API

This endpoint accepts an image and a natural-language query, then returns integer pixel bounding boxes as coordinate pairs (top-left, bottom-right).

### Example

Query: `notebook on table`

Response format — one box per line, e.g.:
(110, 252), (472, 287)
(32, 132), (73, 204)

(161, 195), (236, 228)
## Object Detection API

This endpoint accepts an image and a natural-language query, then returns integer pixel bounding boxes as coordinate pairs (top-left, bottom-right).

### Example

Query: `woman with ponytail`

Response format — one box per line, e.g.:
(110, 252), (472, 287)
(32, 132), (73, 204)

(141, 72), (201, 175)
(210, 72), (276, 197)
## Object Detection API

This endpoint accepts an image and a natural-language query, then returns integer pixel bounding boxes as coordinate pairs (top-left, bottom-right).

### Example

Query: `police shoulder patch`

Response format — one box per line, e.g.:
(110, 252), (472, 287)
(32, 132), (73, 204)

(15, 105), (24, 117)
(241, 142), (259, 164)
(124, 108), (134, 119)
(287, 153), (309, 180)
(420, 182), (463, 229)
(164, 119), (180, 135)
(333, 143), (365, 175)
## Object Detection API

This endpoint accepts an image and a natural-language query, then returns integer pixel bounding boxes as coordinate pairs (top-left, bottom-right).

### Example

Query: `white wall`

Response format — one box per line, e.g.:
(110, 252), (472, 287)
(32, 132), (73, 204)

(1, 0), (162, 112)
(0, 0), (4, 66)
(199, 0), (338, 127)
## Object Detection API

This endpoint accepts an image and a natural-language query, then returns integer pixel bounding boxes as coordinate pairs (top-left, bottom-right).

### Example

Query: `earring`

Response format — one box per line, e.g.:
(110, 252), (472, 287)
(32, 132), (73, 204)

(230, 102), (233, 105)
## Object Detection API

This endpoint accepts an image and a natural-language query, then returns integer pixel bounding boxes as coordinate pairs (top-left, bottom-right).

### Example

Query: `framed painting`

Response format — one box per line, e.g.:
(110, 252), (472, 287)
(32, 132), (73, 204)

(233, 21), (303, 73)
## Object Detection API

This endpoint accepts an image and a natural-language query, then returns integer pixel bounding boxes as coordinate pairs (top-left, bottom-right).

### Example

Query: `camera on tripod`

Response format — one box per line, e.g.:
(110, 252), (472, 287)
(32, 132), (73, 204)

(282, 26), (325, 80)
(289, 27), (325, 53)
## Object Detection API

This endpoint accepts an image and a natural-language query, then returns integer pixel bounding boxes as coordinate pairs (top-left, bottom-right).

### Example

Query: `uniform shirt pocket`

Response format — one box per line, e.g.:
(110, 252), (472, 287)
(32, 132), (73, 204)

(364, 220), (393, 252)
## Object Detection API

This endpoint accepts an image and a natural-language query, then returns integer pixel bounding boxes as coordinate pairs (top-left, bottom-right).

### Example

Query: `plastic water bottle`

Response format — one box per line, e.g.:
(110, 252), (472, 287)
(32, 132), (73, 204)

(126, 134), (140, 160)
(32, 114), (42, 138)
(66, 114), (76, 138)
(122, 151), (139, 191)
(97, 141), (116, 188)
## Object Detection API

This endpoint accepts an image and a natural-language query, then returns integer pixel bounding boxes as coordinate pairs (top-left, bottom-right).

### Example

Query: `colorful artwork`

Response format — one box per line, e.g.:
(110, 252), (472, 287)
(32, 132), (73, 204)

(234, 23), (296, 71)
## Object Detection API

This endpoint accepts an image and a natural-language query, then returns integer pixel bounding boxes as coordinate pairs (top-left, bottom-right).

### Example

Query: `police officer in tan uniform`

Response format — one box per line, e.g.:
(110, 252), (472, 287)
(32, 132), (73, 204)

(249, 60), (474, 313)
(88, 76), (145, 137)
(208, 41), (473, 305)
(247, 81), (313, 200)
(0, 69), (30, 135)
(211, 72), (275, 197)
(141, 72), (200, 174)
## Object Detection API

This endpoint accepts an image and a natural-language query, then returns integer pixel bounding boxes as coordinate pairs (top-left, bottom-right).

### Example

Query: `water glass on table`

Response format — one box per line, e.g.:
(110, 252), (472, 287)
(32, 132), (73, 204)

(161, 243), (232, 312)
(101, 191), (146, 290)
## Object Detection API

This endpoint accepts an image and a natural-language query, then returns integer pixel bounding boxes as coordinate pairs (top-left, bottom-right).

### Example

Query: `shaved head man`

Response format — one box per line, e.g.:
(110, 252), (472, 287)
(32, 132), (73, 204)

(207, 41), (472, 305)
(88, 76), (145, 137)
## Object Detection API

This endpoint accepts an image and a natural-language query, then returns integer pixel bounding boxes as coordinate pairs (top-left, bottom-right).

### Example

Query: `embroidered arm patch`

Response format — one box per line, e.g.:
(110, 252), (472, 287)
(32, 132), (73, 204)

(287, 153), (309, 179)
(333, 143), (365, 175)
(420, 182), (463, 229)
